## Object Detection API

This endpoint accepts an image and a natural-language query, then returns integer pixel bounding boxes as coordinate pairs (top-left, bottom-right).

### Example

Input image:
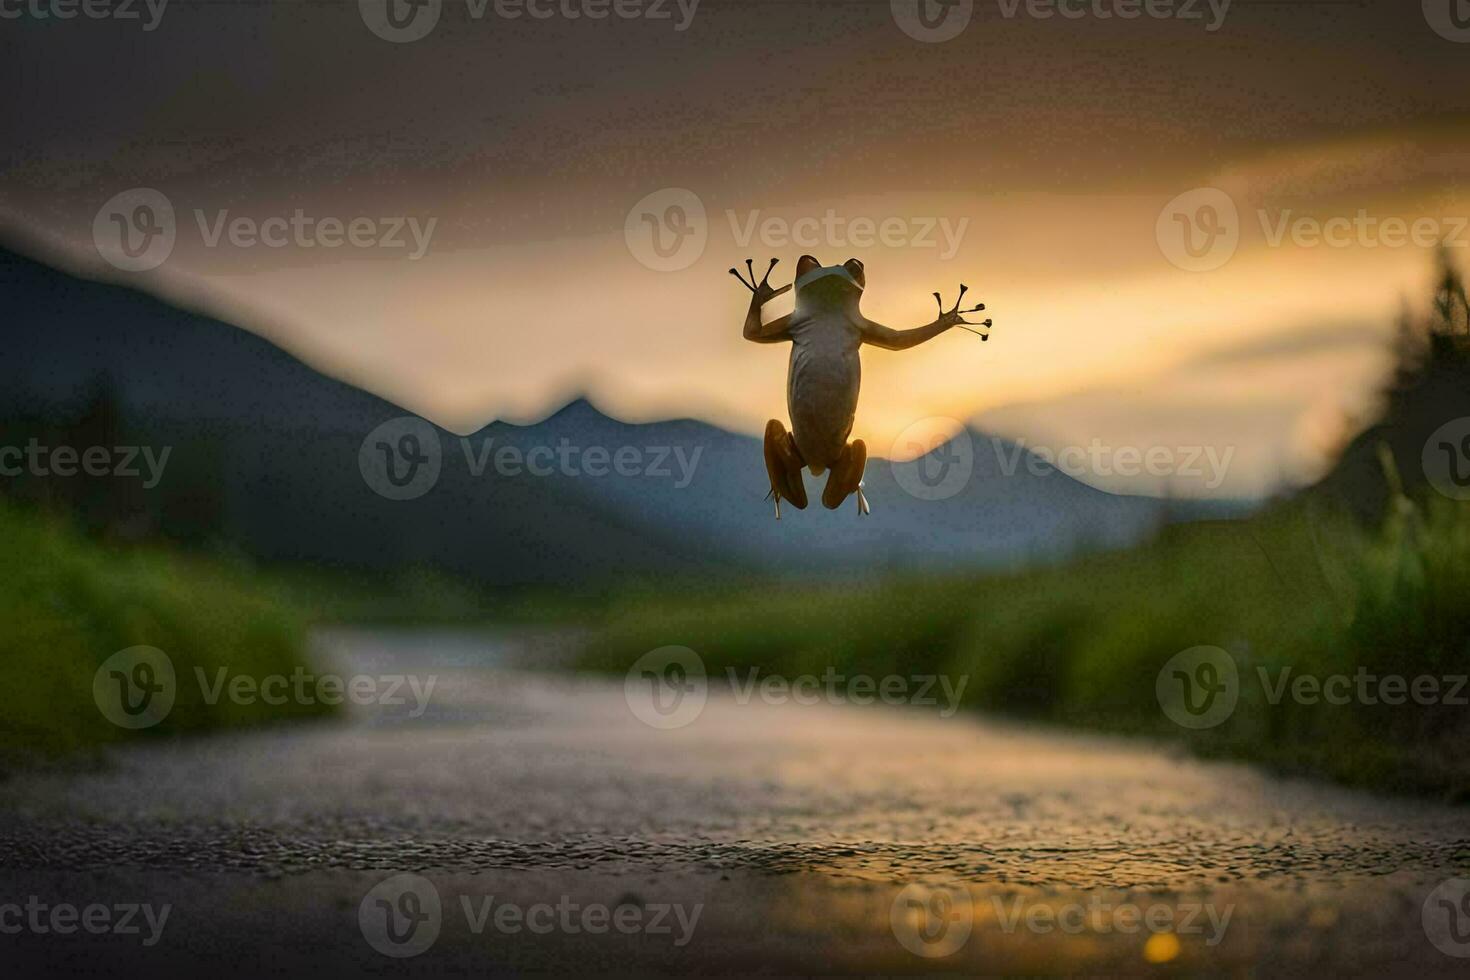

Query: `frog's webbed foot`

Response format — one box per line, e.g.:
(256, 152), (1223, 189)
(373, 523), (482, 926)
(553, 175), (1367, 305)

(934, 284), (993, 340)
(731, 258), (792, 306)
(764, 418), (807, 519)
(822, 439), (868, 512)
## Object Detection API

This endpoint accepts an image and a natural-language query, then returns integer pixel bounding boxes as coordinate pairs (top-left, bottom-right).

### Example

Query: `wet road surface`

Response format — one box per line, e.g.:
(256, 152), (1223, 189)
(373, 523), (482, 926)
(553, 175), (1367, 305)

(2, 629), (1468, 975)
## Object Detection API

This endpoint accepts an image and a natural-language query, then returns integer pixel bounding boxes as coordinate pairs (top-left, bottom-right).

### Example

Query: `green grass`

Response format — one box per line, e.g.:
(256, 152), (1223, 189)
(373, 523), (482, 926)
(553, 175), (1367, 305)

(0, 500), (332, 767)
(578, 497), (1470, 801)
(260, 561), (604, 628)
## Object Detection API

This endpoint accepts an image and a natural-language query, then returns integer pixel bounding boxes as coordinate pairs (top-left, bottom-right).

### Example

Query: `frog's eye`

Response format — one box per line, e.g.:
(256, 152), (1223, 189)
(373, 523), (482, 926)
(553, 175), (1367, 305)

(795, 254), (822, 280)
(842, 257), (866, 288)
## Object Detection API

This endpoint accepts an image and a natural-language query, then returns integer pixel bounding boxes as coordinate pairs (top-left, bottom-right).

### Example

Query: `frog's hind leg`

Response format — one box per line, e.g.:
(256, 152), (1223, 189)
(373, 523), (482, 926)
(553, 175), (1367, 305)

(822, 439), (869, 513)
(764, 419), (808, 518)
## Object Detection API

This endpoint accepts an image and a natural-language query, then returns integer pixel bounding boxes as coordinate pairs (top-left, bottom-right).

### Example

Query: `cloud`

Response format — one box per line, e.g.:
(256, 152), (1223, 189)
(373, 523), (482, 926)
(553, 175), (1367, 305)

(1179, 321), (1388, 371)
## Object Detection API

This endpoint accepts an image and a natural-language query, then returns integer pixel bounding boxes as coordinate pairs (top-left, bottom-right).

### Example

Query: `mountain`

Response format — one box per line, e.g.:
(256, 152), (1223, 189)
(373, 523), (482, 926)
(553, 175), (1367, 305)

(2, 245), (1187, 586)
(1, 246), (727, 587)
(490, 398), (1167, 571)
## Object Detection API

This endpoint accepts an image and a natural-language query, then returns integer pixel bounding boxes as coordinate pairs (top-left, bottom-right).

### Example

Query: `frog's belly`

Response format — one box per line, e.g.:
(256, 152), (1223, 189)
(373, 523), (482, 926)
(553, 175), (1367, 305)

(787, 349), (859, 471)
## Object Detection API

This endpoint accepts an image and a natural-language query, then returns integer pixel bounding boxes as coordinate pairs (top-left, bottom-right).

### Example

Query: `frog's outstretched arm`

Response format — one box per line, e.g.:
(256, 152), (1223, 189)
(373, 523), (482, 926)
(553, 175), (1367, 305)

(860, 284), (991, 350)
(732, 258), (794, 344)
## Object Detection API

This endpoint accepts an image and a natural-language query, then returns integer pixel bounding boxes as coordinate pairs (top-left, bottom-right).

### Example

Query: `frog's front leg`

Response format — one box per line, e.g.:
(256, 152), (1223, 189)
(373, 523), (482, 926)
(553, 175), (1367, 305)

(733, 258), (793, 344)
(858, 284), (991, 349)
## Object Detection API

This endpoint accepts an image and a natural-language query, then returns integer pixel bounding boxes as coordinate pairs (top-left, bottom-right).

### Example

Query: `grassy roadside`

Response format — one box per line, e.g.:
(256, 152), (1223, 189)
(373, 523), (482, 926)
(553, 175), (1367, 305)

(260, 561), (605, 628)
(0, 500), (332, 768)
(577, 496), (1470, 801)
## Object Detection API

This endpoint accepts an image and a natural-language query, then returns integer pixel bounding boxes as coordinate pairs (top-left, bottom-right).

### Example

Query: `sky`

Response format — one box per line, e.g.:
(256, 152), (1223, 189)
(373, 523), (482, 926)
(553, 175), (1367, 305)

(4, 0), (1470, 497)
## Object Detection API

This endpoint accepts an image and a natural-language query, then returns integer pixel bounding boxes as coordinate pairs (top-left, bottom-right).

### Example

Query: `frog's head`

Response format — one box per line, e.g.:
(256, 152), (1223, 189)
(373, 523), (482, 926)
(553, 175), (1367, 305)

(794, 255), (864, 311)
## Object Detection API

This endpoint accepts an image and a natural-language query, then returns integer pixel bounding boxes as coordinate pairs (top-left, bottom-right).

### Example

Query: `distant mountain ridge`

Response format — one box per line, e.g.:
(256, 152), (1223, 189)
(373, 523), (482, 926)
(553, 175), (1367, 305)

(1, 245), (1211, 585)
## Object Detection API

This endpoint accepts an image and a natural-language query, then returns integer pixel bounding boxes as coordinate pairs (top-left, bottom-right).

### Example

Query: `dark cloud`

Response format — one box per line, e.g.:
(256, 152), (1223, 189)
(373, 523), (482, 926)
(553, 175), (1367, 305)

(4, 0), (1469, 230)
